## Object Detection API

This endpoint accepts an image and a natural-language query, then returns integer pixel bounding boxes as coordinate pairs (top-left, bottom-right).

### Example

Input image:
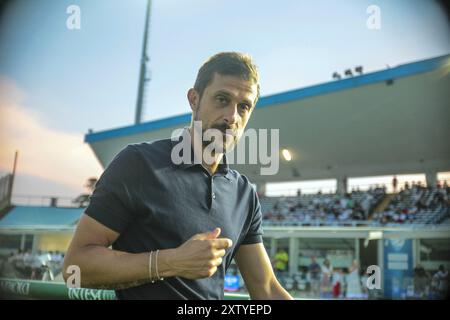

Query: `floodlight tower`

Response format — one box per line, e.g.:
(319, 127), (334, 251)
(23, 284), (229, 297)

(134, 0), (152, 124)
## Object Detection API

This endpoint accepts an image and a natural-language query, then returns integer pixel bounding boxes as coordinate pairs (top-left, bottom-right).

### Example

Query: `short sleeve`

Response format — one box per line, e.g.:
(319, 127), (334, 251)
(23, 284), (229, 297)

(84, 145), (143, 234)
(241, 190), (264, 245)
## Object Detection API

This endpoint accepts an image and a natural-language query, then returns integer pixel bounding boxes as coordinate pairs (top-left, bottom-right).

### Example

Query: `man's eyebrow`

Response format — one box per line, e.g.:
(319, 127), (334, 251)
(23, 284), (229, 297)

(214, 90), (254, 107)
(214, 90), (233, 98)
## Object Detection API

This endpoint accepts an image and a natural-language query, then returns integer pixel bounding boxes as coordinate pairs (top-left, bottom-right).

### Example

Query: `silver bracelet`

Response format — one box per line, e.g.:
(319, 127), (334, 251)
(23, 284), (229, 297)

(155, 249), (164, 281)
(149, 251), (155, 283)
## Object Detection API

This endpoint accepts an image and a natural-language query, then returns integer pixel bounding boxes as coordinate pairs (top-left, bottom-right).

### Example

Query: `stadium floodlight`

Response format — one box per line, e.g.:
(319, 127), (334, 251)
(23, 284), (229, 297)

(364, 231), (383, 247)
(344, 69), (353, 77)
(368, 231), (383, 239)
(282, 149), (292, 161)
(332, 72), (341, 80)
(135, 0), (152, 125)
(355, 66), (363, 75)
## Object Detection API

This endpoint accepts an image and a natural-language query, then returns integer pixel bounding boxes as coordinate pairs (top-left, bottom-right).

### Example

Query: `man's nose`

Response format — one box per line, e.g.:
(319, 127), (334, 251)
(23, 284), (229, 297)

(223, 104), (238, 125)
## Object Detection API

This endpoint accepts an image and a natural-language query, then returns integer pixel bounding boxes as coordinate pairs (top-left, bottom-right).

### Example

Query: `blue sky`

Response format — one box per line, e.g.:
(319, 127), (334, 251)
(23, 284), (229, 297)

(0, 0), (449, 198)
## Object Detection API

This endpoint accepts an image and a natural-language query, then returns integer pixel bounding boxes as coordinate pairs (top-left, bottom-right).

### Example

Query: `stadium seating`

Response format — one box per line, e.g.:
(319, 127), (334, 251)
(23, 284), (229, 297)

(261, 184), (450, 227)
(261, 188), (385, 226)
(372, 184), (450, 225)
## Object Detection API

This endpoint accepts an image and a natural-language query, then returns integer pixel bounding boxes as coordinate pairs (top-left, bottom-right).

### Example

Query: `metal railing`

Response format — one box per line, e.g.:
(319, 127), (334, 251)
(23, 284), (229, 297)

(11, 195), (82, 208)
(262, 219), (379, 227)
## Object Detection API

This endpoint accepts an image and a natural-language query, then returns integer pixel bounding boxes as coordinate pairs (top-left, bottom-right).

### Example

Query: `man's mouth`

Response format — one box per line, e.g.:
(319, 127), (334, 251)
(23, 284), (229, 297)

(210, 125), (236, 136)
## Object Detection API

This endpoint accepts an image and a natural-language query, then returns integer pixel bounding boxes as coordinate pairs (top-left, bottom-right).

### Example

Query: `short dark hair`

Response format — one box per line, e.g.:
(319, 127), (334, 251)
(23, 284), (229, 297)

(194, 52), (260, 105)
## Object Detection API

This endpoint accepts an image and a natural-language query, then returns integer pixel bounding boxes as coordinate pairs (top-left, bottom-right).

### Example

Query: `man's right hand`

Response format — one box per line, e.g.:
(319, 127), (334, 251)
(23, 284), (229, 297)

(166, 227), (232, 279)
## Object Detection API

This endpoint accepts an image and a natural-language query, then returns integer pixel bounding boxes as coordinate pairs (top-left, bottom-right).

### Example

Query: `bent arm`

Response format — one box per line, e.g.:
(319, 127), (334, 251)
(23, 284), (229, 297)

(235, 243), (293, 300)
(63, 214), (176, 289)
(63, 214), (231, 290)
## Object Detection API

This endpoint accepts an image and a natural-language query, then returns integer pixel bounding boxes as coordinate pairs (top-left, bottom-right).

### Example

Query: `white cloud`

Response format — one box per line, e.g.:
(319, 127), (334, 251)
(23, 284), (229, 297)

(0, 76), (103, 196)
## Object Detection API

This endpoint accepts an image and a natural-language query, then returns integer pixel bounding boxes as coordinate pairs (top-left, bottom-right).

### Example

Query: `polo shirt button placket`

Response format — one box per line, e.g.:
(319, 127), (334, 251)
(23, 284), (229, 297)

(210, 175), (218, 214)
(211, 176), (216, 201)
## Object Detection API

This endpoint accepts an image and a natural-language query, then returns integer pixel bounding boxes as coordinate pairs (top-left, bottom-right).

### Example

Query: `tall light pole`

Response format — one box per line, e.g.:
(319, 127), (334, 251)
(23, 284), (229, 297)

(134, 0), (152, 124)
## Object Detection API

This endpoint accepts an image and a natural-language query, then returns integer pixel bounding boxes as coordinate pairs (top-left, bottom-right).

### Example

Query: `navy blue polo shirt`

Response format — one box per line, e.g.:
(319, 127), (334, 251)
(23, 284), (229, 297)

(84, 134), (263, 300)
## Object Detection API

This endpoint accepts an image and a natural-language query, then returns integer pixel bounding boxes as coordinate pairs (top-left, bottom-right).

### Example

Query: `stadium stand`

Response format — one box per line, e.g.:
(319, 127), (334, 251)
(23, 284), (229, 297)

(261, 187), (386, 227)
(372, 183), (450, 225)
(260, 183), (450, 227)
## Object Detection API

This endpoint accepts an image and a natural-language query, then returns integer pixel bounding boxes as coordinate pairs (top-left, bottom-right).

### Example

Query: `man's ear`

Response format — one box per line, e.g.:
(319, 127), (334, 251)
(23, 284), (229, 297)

(187, 88), (199, 112)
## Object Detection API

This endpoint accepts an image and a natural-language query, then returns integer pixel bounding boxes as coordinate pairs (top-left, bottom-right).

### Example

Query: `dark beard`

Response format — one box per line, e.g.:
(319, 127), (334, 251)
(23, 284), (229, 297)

(203, 123), (237, 153)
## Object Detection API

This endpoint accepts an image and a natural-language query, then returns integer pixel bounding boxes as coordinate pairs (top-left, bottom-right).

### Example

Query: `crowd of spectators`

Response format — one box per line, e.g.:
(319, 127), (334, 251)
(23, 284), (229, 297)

(413, 264), (449, 299)
(260, 181), (449, 226)
(239, 254), (372, 299)
(0, 249), (64, 281)
(372, 181), (450, 224)
(262, 187), (385, 225)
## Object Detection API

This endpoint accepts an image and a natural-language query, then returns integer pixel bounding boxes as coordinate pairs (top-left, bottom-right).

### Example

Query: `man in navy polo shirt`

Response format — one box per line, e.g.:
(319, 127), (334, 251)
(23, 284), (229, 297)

(63, 52), (293, 300)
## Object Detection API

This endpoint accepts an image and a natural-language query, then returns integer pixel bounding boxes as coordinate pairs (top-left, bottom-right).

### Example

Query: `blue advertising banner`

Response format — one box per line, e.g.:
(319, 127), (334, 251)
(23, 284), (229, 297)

(383, 239), (413, 298)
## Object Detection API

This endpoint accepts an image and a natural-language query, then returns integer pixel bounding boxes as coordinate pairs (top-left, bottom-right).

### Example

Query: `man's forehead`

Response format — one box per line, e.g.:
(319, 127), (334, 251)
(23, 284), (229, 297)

(207, 73), (258, 100)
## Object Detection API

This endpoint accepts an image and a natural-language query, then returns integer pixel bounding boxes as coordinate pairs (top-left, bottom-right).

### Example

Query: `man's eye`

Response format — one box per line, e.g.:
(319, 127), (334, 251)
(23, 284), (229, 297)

(216, 96), (228, 104)
(239, 103), (250, 111)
